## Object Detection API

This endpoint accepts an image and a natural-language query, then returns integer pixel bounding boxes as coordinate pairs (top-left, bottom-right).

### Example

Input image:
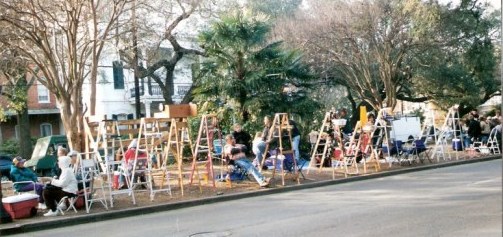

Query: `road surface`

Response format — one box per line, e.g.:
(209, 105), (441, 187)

(19, 160), (502, 237)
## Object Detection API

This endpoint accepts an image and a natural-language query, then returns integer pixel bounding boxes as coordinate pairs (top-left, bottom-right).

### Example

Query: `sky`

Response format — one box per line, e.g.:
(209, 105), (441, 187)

(439, 0), (501, 10)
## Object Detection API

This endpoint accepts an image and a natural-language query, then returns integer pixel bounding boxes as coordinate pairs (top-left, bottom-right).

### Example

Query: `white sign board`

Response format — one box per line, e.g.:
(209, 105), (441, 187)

(390, 116), (421, 142)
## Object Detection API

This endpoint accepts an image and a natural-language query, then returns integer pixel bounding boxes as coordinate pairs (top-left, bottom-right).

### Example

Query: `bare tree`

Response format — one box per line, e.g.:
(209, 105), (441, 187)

(118, 0), (231, 105)
(0, 0), (128, 150)
(275, 0), (436, 111)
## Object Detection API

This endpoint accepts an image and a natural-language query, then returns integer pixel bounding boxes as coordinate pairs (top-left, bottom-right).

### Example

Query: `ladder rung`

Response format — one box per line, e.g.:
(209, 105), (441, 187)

(194, 161), (209, 165)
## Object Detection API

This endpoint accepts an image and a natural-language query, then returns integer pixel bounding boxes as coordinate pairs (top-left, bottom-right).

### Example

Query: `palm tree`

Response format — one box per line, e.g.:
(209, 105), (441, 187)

(194, 10), (317, 124)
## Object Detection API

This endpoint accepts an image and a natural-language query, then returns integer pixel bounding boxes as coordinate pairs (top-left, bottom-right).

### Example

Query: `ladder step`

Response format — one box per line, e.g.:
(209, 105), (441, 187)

(194, 161), (209, 165)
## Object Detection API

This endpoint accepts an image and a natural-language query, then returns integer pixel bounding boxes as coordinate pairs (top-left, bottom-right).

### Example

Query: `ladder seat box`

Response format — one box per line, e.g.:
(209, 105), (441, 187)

(155, 104), (197, 118)
(2, 193), (38, 219)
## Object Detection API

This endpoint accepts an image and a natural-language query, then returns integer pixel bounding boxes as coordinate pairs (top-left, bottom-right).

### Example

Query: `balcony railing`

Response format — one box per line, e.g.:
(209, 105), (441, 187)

(129, 83), (192, 101)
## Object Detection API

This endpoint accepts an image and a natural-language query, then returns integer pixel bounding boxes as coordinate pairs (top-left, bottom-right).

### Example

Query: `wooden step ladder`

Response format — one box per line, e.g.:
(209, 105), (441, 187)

(307, 112), (335, 174)
(340, 121), (362, 177)
(259, 113), (299, 186)
(161, 118), (193, 196)
(189, 114), (222, 190)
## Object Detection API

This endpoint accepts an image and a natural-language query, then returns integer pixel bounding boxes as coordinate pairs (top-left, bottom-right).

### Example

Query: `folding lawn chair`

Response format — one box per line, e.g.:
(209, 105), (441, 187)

(79, 155), (108, 213)
(410, 137), (432, 163)
(11, 180), (37, 195)
(56, 193), (78, 215)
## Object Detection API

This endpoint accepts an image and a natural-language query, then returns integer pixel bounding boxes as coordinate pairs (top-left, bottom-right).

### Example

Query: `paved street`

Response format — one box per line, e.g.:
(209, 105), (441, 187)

(18, 160), (502, 237)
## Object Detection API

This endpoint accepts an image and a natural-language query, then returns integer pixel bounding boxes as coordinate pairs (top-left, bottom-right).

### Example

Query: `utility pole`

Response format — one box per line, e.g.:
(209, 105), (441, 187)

(132, 0), (141, 119)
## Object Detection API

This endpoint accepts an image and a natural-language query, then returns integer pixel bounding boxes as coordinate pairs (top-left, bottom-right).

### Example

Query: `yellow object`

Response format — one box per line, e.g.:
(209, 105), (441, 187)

(360, 106), (368, 125)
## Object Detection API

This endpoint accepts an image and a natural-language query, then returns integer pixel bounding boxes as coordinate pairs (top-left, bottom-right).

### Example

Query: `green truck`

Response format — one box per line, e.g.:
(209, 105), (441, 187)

(25, 135), (68, 176)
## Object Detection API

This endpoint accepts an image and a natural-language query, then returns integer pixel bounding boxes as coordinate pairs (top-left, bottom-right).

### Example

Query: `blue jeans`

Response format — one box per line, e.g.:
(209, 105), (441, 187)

(292, 135), (300, 161)
(464, 136), (472, 148)
(481, 135), (489, 145)
(253, 142), (266, 164)
(235, 159), (266, 185)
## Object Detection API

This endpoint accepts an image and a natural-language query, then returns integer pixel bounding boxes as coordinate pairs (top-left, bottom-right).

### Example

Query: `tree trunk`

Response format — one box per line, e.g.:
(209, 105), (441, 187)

(16, 105), (32, 159)
(163, 66), (175, 104)
(58, 94), (83, 152)
(89, 62), (98, 115)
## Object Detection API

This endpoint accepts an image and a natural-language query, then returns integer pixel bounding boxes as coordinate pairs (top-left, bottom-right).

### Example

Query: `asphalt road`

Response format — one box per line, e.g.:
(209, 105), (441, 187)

(18, 160), (502, 237)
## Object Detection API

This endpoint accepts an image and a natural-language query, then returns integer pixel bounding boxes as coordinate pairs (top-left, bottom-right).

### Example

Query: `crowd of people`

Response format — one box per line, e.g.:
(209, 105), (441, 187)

(6, 108), (502, 218)
(461, 110), (502, 149)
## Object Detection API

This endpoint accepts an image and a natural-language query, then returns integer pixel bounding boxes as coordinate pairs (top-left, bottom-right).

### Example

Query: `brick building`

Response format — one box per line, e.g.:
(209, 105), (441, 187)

(0, 78), (62, 144)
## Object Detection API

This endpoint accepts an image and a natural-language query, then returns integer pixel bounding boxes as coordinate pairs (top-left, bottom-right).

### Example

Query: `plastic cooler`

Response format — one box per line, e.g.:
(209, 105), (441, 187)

(452, 139), (463, 151)
(2, 193), (38, 219)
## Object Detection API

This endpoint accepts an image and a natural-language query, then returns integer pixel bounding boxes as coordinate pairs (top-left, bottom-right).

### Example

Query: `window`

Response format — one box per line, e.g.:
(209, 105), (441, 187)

(37, 83), (50, 103)
(40, 123), (52, 137)
(113, 61), (125, 89)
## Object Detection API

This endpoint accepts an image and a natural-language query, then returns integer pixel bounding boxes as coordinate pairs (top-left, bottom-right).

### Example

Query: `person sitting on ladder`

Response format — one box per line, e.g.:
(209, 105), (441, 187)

(253, 116), (273, 169)
(122, 139), (147, 189)
(224, 135), (270, 187)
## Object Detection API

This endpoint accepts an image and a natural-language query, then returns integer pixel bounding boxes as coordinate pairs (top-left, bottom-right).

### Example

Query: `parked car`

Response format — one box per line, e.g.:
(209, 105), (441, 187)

(0, 154), (13, 180)
(25, 135), (68, 176)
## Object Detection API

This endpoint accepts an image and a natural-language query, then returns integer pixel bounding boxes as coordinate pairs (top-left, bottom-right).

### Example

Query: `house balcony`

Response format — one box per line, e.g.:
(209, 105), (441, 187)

(128, 82), (192, 104)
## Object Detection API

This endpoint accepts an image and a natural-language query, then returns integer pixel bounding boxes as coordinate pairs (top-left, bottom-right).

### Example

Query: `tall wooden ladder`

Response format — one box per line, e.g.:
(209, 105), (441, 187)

(340, 121), (362, 177)
(161, 118), (193, 196)
(189, 114), (222, 190)
(359, 116), (383, 174)
(307, 112), (333, 174)
(259, 113), (299, 186)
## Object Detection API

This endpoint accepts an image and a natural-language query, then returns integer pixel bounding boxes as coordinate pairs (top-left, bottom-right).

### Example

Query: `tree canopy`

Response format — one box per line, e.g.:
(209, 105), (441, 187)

(193, 10), (319, 128)
(275, 0), (500, 113)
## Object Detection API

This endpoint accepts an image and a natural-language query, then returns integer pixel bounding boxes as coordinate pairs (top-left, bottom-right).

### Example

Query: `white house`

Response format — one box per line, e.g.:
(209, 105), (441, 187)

(81, 2), (217, 120)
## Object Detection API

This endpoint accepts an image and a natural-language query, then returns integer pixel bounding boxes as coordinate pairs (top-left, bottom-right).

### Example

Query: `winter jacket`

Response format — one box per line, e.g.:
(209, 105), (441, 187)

(467, 119), (481, 138)
(50, 156), (78, 194)
(10, 165), (38, 191)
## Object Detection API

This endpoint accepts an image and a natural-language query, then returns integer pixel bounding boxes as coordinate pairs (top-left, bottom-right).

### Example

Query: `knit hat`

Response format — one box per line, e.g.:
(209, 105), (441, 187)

(13, 156), (26, 166)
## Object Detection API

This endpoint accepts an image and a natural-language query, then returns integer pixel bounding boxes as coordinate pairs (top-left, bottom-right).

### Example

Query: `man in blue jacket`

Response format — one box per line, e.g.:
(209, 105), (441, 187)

(10, 156), (46, 209)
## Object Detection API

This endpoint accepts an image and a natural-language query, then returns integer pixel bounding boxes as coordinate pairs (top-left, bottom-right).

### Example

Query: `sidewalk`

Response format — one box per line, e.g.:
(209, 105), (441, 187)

(1, 154), (501, 235)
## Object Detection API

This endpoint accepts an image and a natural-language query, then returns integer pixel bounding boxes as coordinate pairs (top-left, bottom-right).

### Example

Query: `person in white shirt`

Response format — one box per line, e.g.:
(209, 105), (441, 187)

(42, 155), (78, 217)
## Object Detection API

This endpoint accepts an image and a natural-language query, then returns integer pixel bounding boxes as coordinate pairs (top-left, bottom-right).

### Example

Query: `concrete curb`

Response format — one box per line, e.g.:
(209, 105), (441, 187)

(1, 155), (501, 235)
